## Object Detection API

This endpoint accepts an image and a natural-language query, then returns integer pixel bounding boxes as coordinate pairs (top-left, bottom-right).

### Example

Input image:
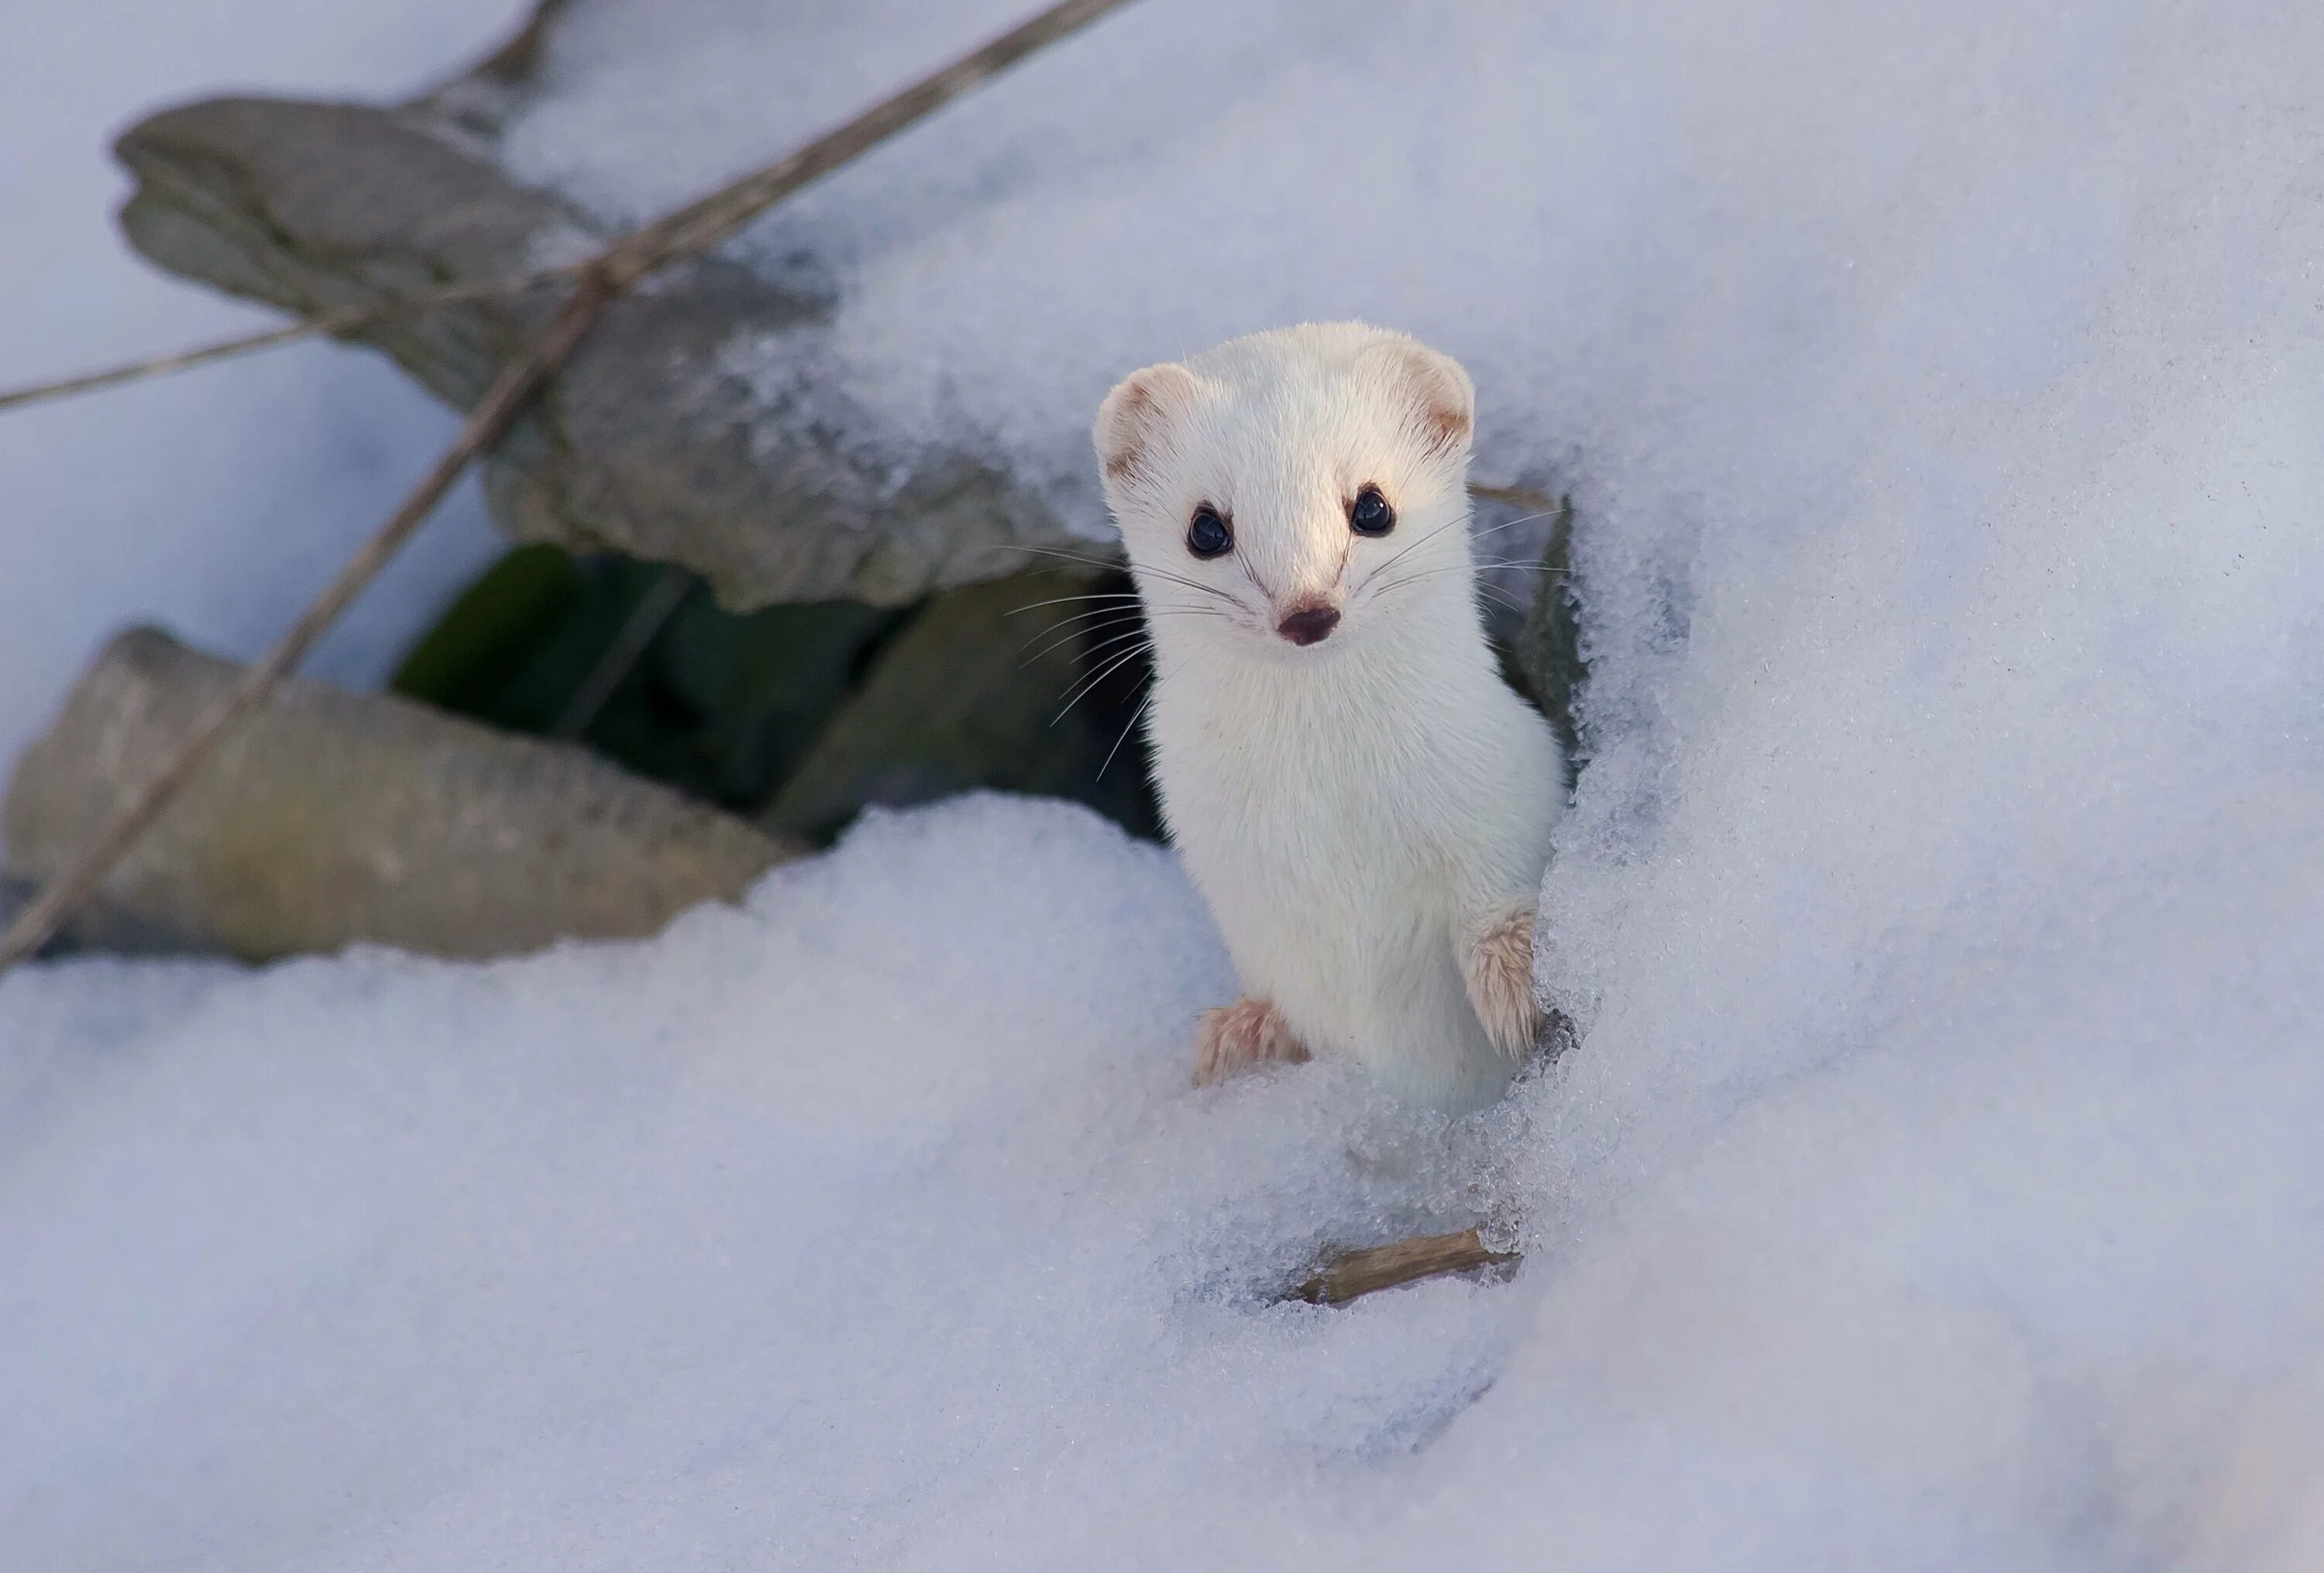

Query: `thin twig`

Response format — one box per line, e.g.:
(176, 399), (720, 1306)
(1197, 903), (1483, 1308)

(1292, 1227), (1520, 1306)
(551, 563), (694, 739)
(0, 2), (1157, 417)
(0, 0), (1142, 975)
(0, 266), (591, 415)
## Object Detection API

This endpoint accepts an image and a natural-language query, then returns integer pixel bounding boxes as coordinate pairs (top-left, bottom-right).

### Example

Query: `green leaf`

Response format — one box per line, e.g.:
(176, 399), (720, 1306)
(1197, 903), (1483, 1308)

(390, 544), (581, 713)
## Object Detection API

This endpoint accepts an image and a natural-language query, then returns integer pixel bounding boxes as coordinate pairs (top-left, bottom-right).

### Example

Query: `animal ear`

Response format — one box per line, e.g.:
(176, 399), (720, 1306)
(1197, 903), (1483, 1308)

(1094, 362), (1201, 491)
(1370, 339), (1475, 462)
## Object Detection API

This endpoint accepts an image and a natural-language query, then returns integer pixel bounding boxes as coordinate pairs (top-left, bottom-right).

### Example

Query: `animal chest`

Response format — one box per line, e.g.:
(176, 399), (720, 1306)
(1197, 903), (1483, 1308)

(1160, 695), (1454, 980)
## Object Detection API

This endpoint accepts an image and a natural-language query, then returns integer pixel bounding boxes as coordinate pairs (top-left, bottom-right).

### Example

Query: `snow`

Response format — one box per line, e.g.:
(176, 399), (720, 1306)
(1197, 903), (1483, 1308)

(9, 0), (2324, 1568)
(0, 0), (531, 792)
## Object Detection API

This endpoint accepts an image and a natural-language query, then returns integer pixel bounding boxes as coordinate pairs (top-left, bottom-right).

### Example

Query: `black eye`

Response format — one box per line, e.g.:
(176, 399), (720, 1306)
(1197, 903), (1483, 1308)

(1349, 486), (1395, 537)
(1186, 505), (1232, 559)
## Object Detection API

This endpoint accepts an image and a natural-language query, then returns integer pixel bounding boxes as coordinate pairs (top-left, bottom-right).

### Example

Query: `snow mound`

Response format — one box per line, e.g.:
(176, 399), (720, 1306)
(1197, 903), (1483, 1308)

(9, 0), (2324, 1567)
(4, 797), (1523, 1569)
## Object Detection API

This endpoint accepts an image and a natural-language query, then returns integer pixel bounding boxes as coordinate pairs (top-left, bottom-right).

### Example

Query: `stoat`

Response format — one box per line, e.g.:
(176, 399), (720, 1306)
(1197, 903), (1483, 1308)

(1093, 322), (1563, 1112)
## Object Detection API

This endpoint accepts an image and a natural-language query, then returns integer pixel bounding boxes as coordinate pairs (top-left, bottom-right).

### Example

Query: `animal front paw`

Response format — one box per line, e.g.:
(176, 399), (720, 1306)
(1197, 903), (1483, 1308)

(1192, 998), (1311, 1087)
(1463, 907), (1547, 1060)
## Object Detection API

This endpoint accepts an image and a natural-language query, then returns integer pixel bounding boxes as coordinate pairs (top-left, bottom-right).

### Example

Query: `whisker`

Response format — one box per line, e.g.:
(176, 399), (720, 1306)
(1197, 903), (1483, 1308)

(1130, 568), (1241, 606)
(1369, 562), (1549, 610)
(1126, 599), (1234, 624)
(982, 543), (1123, 568)
(1353, 509), (1486, 596)
(1053, 641), (1153, 726)
(1366, 562), (1483, 598)
(1041, 604), (1147, 627)
(1468, 508), (1564, 537)
(1473, 558), (1578, 577)
(1019, 612), (1147, 665)
(1004, 545), (1239, 608)
(1096, 671), (1158, 781)
(1003, 592), (1147, 619)
(1351, 543), (1432, 599)
(1072, 625), (1159, 666)
(1373, 558), (1573, 595)
(1017, 603), (1147, 642)
(1353, 500), (1575, 596)
(1004, 544), (1152, 580)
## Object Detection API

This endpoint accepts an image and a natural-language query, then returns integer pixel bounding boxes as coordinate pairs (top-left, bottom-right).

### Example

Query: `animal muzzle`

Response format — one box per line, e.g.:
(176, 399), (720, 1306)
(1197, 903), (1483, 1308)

(1276, 603), (1342, 646)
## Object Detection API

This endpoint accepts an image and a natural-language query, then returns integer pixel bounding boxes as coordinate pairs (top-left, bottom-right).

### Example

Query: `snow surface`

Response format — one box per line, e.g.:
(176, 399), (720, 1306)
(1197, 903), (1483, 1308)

(0, 0), (530, 794)
(9, 0), (2324, 1568)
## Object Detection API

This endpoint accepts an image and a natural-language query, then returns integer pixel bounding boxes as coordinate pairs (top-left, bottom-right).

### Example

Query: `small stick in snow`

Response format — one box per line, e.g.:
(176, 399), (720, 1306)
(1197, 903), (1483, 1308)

(0, 0), (1143, 977)
(1294, 1228), (1521, 1306)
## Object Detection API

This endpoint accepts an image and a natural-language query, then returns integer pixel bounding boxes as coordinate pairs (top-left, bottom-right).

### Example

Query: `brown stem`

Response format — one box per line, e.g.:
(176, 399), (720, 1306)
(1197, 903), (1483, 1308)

(1466, 481), (1564, 514)
(0, 267), (593, 417)
(0, 0), (1142, 976)
(1293, 1227), (1521, 1306)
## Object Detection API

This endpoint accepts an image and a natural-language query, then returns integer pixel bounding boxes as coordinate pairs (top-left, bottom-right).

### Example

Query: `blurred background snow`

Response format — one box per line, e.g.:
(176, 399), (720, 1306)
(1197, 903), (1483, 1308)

(5, 0), (2323, 1568)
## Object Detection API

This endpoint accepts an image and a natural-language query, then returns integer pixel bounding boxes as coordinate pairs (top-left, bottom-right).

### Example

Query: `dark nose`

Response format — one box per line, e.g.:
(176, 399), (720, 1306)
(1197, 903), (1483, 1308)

(1276, 605), (1342, 646)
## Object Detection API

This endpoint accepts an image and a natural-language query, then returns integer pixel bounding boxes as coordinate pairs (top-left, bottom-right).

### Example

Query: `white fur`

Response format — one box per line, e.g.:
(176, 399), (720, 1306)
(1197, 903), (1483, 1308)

(1094, 322), (1563, 1111)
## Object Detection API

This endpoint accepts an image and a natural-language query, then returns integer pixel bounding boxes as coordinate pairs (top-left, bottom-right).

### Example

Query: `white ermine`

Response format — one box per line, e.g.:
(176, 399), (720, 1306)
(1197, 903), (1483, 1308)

(1093, 322), (1563, 1112)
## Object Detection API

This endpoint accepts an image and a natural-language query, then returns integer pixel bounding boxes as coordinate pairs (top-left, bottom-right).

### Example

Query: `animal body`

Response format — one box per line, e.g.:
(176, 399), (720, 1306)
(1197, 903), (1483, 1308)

(1092, 322), (1563, 1111)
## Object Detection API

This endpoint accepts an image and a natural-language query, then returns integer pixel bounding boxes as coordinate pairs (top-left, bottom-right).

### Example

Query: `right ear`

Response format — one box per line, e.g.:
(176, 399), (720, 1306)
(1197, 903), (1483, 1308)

(1094, 362), (1201, 493)
(1363, 338), (1475, 464)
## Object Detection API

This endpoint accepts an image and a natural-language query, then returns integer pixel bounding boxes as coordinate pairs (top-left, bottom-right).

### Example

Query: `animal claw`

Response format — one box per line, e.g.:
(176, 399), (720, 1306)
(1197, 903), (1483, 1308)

(1192, 997), (1311, 1086)
(1463, 908), (1546, 1060)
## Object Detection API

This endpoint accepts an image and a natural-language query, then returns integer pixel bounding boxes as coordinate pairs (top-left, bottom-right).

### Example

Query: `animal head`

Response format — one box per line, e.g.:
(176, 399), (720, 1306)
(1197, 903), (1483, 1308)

(1092, 322), (1477, 660)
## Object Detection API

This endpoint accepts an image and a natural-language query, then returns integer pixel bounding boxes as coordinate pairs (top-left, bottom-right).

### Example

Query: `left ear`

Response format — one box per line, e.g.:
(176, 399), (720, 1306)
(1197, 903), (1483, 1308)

(1094, 360), (1202, 496)
(1368, 338), (1475, 462)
